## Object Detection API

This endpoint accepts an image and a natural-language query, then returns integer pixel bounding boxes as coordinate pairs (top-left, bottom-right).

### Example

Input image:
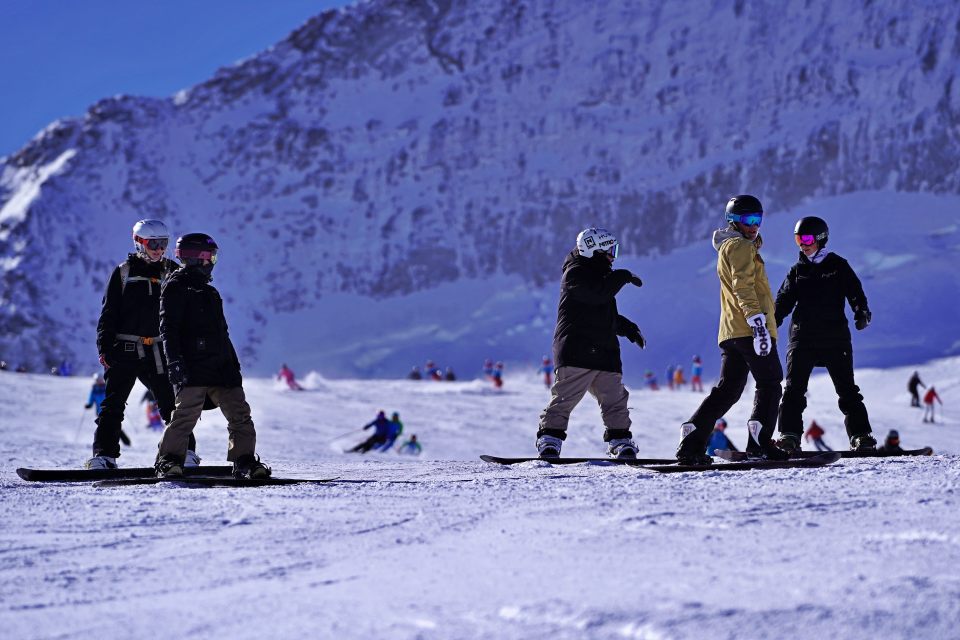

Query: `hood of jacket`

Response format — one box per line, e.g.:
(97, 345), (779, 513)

(562, 249), (612, 275)
(712, 225), (762, 252)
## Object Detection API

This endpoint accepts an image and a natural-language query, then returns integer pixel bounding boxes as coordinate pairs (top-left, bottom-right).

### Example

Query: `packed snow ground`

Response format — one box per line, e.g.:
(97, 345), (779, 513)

(2, 359), (959, 639)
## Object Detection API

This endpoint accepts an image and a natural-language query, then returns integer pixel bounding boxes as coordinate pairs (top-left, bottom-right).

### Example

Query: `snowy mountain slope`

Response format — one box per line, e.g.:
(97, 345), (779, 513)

(1, 362), (958, 639)
(1, 0), (959, 376)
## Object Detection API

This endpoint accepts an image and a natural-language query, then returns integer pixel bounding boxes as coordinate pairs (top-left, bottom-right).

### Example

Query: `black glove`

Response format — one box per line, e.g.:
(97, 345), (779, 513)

(629, 274), (643, 288)
(854, 306), (871, 331)
(625, 325), (646, 349)
(84, 403), (92, 409)
(167, 359), (187, 387)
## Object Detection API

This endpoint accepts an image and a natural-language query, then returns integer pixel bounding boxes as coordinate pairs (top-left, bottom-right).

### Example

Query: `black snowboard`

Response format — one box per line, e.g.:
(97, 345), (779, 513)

(642, 451), (841, 473)
(93, 476), (340, 488)
(480, 455), (679, 466)
(715, 447), (933, 462)
(16, 466), (234, 482)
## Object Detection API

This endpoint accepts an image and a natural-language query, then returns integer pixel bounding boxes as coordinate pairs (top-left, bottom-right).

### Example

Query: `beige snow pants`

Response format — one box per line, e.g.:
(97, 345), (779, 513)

(538, 366), (632, 438)
(156, 386), (256, 462)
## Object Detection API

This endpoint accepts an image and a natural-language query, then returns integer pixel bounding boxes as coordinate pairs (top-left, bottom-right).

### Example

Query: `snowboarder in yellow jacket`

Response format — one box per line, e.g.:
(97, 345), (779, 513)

(675, 195), (788, 464)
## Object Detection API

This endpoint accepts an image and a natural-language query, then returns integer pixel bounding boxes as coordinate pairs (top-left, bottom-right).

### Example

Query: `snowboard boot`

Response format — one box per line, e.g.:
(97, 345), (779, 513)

(761, 440), (790, 461)
(606, 438), (639, 460)
(155, 455), (184, 478)
(84, 455), (117, 470)
(676, 423), (712, 466)
(184, 450), (202, 467)
(536, 435), (562, 459)
(850, 433), (877, 452)
(776, 434), (801, 456)
(233, 454), (272, 480)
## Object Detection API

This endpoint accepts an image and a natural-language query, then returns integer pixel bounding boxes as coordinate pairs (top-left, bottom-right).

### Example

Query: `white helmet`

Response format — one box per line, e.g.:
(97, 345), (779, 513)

(132, 219), (169, 261)
(576, 227), (619, 259)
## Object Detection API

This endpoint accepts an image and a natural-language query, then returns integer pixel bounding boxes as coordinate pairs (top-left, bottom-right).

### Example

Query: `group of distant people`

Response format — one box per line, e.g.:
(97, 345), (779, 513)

(908, 371), (943, 423)
(348, 410), (421, 455)
(408, 360), (457, 382)
(643, 356), (706, 392)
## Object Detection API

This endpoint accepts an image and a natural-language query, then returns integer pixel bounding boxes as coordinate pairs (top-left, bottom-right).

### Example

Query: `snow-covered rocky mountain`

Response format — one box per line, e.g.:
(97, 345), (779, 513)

(1, 0), (959, 377)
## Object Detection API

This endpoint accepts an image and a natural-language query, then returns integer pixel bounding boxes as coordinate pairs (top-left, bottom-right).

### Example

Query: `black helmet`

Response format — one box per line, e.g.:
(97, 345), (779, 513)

(175, 233), (219, 267)
(794, 216), (829, 247)
(725, 195), (763, 224)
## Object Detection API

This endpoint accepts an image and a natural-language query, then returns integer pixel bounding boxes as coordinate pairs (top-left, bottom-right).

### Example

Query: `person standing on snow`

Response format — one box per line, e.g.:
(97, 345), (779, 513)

(538, 356), (554, 389)
(804, 420), (831, 451)
(89, 220), (200, 469)
(277, 363), (304, 390)
(85, 374), (107, 414)
(774, 216), (877, 453)
(923, 387), (943, 423)
(706, 418), (738, 456)
(665, 364), (675, 390)
(154, 233), (270, 479)
(425, 360), (443, 381)
(675, 195), (787, 465)
(690, 355), (704, 392)
(536, 227), (646, 459)
(349, 410), (392, 453)
(491, 362), (505, 389)
(908, 372), (925, 408)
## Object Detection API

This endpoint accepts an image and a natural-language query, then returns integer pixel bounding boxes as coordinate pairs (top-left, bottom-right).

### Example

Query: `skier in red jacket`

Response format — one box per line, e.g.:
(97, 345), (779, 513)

(923, 387), (943, 423)
(804, 420), (831, 451)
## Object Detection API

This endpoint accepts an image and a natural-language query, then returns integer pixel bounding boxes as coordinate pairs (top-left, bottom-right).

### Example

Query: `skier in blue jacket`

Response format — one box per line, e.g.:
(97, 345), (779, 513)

(706, 418), (738, 456)
(349, 411), (392, 453)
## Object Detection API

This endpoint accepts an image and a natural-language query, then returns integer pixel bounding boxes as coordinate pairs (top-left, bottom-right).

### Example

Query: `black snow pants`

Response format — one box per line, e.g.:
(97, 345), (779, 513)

(683, 337), (783, 455)
(93, 359), (194, 458)
(350, 434), (387, 453)
(777, 345), (871, 443)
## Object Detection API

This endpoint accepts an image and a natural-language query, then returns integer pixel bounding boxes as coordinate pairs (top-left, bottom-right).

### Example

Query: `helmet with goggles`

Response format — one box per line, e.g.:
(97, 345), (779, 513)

(132, 219), (169, 261)
(725, 195), (764, 227)
(175, 233), (219, 268)
(576, 227), (620, 259)
(794, 216), (829, 248)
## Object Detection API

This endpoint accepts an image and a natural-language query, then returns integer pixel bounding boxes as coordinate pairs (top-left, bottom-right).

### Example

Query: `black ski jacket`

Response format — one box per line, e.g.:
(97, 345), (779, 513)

(552, 250), (637, 373)
(160, 267), (242, 388)
(774, 252), (868, 349)
(96, 254), (177, 361)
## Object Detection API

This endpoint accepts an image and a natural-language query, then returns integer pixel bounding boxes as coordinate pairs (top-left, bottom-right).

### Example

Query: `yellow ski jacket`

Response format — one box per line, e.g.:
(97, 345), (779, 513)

(712, 225), (777, 345)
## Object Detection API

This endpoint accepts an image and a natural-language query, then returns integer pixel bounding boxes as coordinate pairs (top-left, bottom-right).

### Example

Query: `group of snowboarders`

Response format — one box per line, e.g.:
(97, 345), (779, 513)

(347, 410), (420, 455)
(87, 220), (270, 480)
(536, 196), (900, 464)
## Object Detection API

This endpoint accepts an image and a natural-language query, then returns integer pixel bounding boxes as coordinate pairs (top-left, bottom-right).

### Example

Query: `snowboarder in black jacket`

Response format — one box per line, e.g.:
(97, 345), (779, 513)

(536, 227), (645, 459)
(88, 220), (199, 469)
(154, 233), (270, 479)
(774, 216), (877, 453)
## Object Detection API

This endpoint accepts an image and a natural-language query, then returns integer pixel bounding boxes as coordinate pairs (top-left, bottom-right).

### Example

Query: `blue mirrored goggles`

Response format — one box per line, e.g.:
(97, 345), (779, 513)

(598, 242), (619, 258)
(729, 213), (763, 227)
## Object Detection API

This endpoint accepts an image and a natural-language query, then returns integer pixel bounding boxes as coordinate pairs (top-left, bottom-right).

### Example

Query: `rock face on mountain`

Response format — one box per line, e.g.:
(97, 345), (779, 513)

(1, 0), (958, 373)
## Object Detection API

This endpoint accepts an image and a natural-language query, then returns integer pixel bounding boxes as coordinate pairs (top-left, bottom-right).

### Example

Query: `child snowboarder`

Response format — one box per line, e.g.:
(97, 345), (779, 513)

(923, 387), (943, 423)
(398, 434), (422, 455)
(774, 216), (877, 453)
(675, 196), (786, 464)
(277, 363), (304, 390)
(90, 220), (199, 469)
(349, 410), (391, 453)
(706, 418), (738, 456)
(154, 233), (270, 479)
(690, 355), (704, 392)
(804, 420), (831, 451)
(536, 227), (645, 459)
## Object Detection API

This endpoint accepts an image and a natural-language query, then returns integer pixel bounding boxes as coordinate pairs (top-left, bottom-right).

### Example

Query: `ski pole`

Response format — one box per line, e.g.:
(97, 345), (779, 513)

(73, 406), (90, 443)
(327, 427), (365, 443)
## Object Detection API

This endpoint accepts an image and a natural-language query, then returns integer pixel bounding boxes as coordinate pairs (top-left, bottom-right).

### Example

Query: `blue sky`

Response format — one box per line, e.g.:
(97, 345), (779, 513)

(0, 1), (353, 157)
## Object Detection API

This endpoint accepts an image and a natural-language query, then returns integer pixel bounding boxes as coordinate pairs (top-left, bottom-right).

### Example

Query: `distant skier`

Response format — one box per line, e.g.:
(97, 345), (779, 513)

(408, 366), (422, 380)
(672, 365), (686, 390)
(145, 400), (163, 431)
(536, 227), (645, 459)
(923, 387), (943, 423)
(643, 370), (659, 391)
(538, 356), (553, 388)
(675, 195), (787, 465)
(908, 372), (925, 407)
(154, 233), (270, 479)
(665, 364), (675, 390)
(878, 429), (903, 454)
(774, 216), (877, 453)
(444, 367), (457, 381)
(398, 434), (422, 456)
(85, 374), (107, 414)
(90, 220), (199, 470)
(379, 412), (404, 451)
(690, 355), (704, 392)
(482, 358), (495, 382)
(277, 363), (304, 390)
(804, 420), (832, 451)
(58, 359), (73, 377)
(491, 362), (505, 389)
(425, 360), (442, 381)
(706, 418), (738, 456)
(349, 410), (392, 453)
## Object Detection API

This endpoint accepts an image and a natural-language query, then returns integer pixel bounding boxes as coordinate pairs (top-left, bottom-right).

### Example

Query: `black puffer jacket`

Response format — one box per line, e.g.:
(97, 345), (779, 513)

(160, 267), (242, 387)
(552, 250), (638, 373)
(774, 251), (868, 349)
(96, 254), (177, 361)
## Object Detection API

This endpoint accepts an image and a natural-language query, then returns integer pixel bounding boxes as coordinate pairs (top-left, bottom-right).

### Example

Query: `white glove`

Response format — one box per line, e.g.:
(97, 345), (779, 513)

(747, 313), (771, 357)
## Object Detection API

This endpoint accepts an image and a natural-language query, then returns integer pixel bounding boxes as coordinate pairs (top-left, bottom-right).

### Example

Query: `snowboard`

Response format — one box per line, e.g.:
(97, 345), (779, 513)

(642, 451), (841, 473)
(714, 447), (933, 462)
(480, 455), (679, 466)
(16, 466), (234, 482)
(93, 476), (340, 488)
